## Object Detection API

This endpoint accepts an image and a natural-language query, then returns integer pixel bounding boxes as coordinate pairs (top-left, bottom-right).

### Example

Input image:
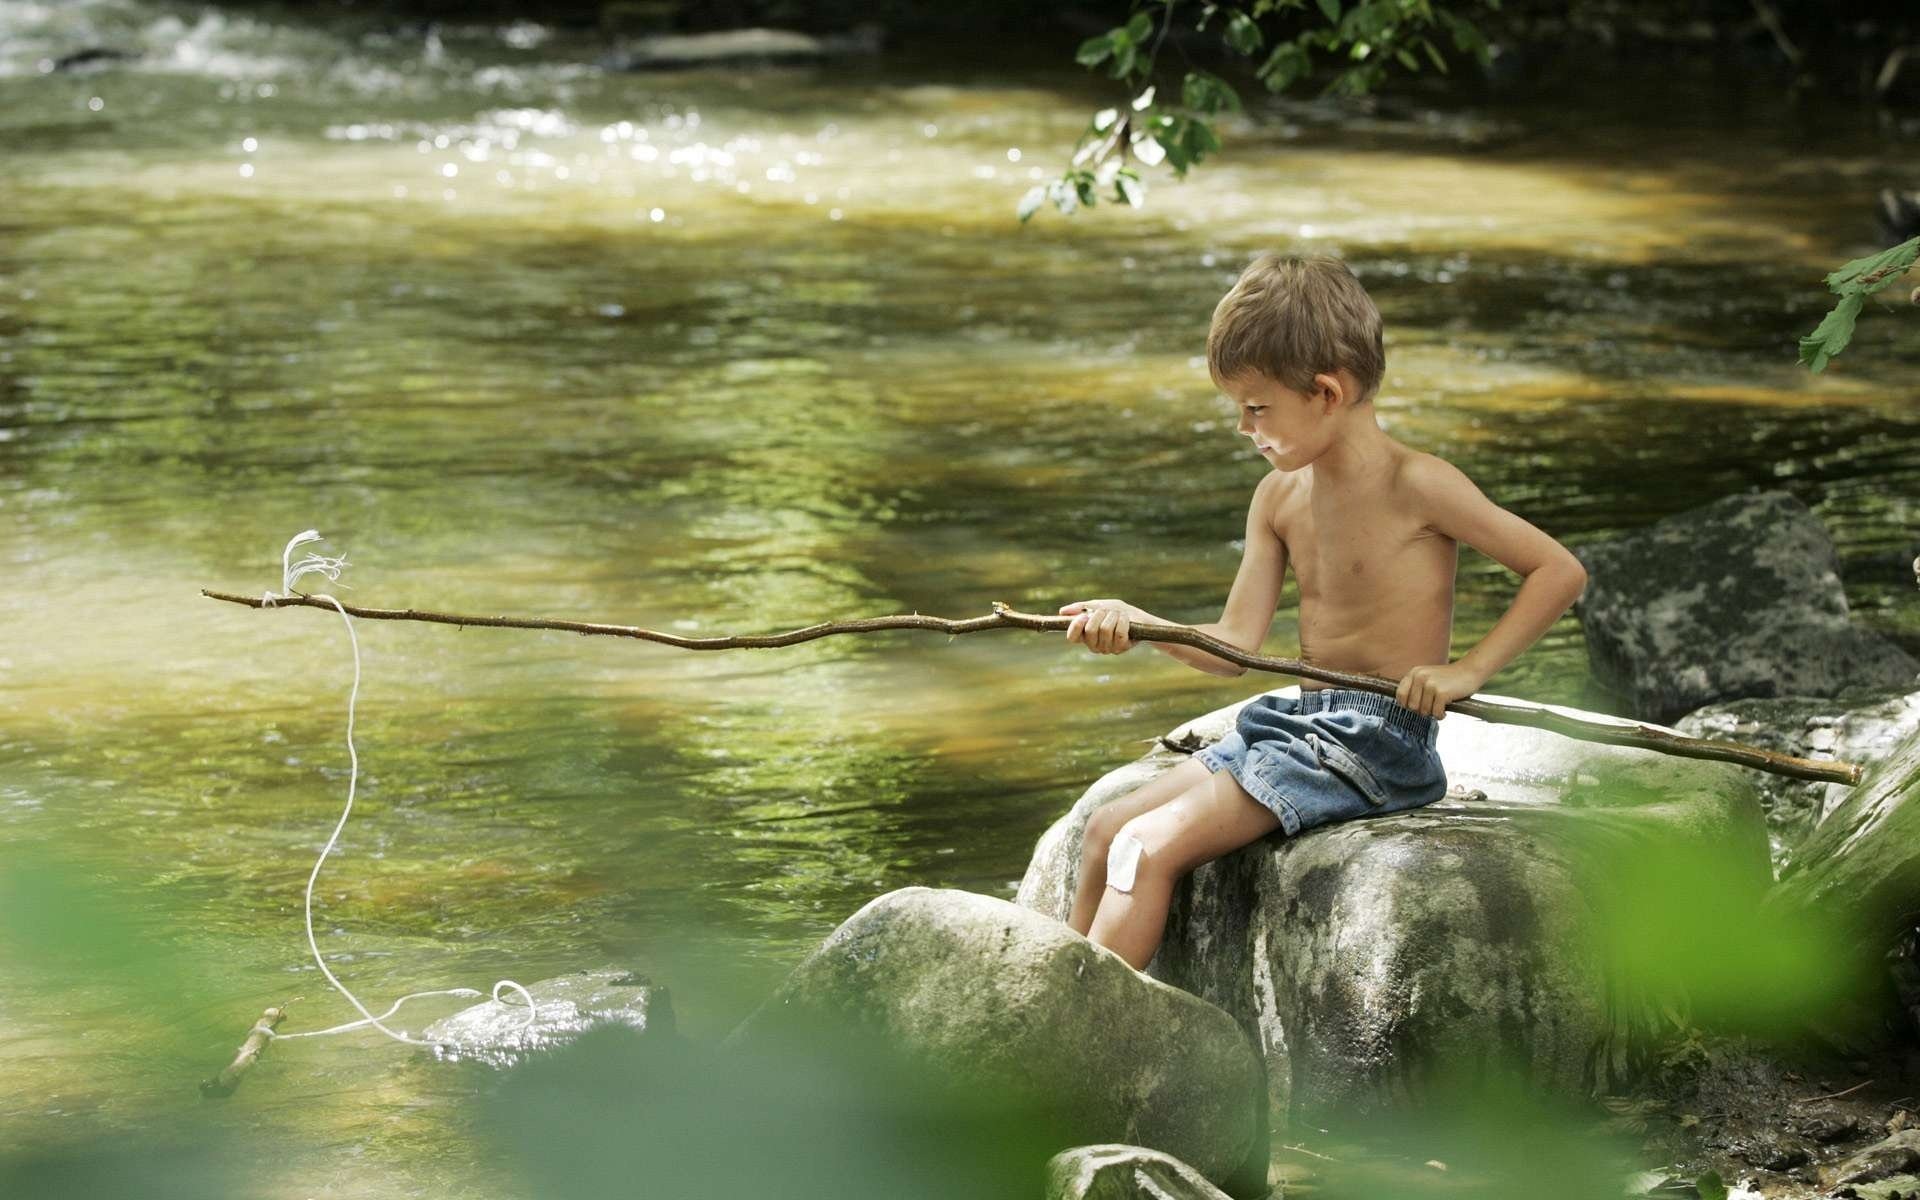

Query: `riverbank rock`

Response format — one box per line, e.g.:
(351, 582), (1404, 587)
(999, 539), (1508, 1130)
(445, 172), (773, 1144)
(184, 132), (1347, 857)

(602, 25), (883, 71)
(1825, 1128), (1920, 1189)
(1768, 714), (1920, 962)
(423, 968), (673, 1068)
(1674, 686), (1920, 873)
(1046, 1144), (1235, 1200)
(1018, 686), (1768, 1128)
(1573, 491), (1917, 724)
(723, 887), (1268, 1198)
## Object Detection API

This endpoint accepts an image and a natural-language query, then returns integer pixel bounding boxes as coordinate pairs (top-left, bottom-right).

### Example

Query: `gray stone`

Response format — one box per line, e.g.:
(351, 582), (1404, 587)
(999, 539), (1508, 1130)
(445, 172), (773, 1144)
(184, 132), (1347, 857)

(1769, 716), (1920, 958)
(1018, 687), (1769, 1127)
(723, 887), (1268, 1198)
(1573, 491), (1917, 724)
(1675, 687), (1920, 873)
(1046, 1144), (1236, 1200)
(423, 968), (673, 1068)
(1827, 1129), (1920, 1187)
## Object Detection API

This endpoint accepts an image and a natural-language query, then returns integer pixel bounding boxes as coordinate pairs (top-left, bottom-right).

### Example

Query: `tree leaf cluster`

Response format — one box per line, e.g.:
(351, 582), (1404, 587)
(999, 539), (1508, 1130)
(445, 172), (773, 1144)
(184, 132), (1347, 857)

(1798, 236), (1920, 373)
(1023, 0), (1500, 222)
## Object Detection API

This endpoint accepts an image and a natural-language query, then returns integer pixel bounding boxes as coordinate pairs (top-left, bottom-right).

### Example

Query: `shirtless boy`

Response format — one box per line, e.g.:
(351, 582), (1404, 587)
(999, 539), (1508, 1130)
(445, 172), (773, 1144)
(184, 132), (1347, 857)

(1059, 253), (1587, 972)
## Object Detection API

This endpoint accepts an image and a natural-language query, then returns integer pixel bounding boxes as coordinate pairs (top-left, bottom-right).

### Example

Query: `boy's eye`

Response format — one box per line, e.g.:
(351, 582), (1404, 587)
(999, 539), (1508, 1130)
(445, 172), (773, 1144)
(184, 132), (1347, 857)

(1245, 406), (1265, 415)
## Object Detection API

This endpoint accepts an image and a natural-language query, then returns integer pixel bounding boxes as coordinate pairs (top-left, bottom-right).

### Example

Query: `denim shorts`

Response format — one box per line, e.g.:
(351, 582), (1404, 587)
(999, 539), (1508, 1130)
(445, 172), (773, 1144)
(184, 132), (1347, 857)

(1194, 688), (1447, 837)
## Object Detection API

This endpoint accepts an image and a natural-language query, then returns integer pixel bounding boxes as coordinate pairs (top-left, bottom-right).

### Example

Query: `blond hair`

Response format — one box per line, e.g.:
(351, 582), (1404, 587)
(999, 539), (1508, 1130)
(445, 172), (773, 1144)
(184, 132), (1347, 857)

(1206, 253), (1384, 402)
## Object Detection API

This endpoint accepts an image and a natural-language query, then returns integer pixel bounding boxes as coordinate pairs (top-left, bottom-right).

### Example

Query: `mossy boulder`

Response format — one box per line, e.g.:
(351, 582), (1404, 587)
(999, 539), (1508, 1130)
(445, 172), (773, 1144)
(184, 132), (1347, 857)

(1675, 686), (1920, 873)
(723, 887), (1269, 1198)
(1019, 686), (1769, 1127)
(1573, 491), (1916, 724)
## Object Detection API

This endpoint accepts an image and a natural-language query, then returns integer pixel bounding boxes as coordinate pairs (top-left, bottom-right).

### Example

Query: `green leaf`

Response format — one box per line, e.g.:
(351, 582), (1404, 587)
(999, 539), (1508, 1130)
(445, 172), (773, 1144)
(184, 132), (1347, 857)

(1225, 12), (1265, 54)
(1799, 291), (1865, 373)
(1421, 36), (1448, 73)
(1258, 41), (1312, 91)
(1016, 185), (1047, 223)
(1116, 171), (1145, 208)
(1825, 236), (1920, 295)
(1183, 69), (1243, 114)
(1317, 0), (1342, 21)
(1695, 1171), (1727, 1200)
(1126, 11), (1155, 42)
(1112, 40), (1137, 76)
(1395, 46), (1420, 70)
(1074, 34), (1113, 67)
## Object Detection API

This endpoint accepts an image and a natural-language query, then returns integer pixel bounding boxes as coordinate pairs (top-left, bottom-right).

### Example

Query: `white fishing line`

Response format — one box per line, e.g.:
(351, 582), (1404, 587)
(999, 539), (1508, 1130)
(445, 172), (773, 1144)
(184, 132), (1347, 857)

(262, 530), (535, 1049)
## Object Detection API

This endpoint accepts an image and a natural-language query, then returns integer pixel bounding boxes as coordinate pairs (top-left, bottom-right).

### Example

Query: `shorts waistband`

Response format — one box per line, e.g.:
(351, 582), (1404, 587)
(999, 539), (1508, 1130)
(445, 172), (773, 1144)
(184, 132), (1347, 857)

(1297, 688), (1438, 741)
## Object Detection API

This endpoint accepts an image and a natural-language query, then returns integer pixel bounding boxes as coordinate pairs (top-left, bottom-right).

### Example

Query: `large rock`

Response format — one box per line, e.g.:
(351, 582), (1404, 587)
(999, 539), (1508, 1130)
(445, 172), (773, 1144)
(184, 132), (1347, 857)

(1046, 1144), (1236, 1200)
(723, 887), (1268, 1198)
(1769, 715), (1920, 959)
(1573, 491), (1917, 723)
(1018, 687), (1769, 1127)
(1675, 686), (1920, 873)
(423, 968), (673, 1068)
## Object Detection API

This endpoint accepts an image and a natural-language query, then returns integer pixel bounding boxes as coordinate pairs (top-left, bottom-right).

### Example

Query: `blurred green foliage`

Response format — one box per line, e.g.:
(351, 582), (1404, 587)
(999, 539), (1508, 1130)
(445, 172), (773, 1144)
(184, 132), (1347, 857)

(482, 1021), (1076, 1200)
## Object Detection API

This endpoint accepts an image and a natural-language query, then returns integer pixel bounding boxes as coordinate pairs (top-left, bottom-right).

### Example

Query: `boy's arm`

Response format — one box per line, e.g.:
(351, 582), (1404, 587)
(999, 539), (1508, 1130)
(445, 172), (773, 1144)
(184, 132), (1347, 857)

(1061, 474), (1288, 677)
(1395, 455), (1587, 718)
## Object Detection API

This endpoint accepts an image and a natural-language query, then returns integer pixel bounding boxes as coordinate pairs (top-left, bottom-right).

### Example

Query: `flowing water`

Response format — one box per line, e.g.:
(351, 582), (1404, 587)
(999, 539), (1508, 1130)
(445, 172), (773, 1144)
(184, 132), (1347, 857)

(2, 3), (1917, 1195)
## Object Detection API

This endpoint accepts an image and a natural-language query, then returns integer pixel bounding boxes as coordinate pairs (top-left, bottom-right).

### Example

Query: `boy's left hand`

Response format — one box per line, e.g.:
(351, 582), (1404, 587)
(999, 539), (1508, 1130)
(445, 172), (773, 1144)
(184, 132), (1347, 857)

(1395, 662), (1483, 720)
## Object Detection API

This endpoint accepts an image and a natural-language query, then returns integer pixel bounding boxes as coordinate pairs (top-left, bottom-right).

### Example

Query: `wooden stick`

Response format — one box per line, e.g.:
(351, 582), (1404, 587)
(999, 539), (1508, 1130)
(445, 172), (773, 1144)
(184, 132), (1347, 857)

(201, 590), (1862, 786)
(200, 1004), (288, 1098)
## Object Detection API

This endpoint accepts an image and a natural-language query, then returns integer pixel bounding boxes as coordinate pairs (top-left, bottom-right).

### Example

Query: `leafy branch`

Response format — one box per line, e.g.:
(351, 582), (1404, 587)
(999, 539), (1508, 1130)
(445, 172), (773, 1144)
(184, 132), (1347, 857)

(1020, 0), (1501, 222)
(1798, 236), (1920, 373)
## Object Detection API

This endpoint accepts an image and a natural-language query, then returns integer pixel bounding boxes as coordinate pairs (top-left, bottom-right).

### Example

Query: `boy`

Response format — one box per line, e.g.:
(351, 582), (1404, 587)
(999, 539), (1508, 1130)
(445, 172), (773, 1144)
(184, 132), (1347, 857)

(1058, 253), (1587, 972)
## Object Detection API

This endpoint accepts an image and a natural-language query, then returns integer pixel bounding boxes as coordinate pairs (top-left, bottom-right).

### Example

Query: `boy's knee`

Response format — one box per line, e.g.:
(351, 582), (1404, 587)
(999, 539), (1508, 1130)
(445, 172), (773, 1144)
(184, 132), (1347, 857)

(1105, 828), (1147, 893)
(1081, 804), (1124, 853)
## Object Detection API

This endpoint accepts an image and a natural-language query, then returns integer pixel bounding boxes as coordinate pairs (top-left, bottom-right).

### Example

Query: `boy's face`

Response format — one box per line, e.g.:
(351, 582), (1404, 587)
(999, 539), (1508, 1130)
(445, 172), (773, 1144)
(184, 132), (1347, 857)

(1215, 370), (1343, 471)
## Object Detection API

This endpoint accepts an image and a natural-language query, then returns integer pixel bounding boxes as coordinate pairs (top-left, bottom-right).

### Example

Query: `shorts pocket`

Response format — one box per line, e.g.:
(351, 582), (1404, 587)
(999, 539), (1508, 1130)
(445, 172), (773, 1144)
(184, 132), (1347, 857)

(1305, 730), (1389, 807)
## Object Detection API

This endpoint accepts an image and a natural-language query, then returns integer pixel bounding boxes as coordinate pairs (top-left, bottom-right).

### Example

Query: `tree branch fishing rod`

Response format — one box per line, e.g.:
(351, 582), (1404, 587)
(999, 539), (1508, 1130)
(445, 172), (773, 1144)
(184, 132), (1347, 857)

(201, 588), (1861, 787)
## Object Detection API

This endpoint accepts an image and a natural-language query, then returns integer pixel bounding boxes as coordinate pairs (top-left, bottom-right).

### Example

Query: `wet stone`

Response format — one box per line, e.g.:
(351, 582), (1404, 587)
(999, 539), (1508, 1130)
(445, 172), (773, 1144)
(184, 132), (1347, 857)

(1046, 1144), (1235, 1200)
(1675, 687), (1920, 873)
(1574, 491), (1918, 724)
(1826, 1129), (1920, 1187)
(423, 968), (674, 1068)
(1018, 685), (1768, 1127)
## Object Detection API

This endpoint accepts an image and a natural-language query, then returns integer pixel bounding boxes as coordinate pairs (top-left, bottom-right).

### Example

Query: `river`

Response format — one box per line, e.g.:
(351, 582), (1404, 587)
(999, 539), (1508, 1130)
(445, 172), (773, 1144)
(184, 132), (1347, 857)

(2, 3), (1916, 1196)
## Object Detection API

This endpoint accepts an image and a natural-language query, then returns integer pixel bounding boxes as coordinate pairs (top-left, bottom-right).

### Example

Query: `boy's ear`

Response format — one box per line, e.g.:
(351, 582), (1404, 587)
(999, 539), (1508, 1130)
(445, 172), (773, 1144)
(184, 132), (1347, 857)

(1311, 371), (1346, 410)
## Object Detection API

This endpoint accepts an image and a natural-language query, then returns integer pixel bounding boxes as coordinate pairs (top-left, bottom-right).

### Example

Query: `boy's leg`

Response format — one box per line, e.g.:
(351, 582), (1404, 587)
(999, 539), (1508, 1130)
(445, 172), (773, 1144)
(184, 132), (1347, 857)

(1067, 758), (1210, 935)
(1086, 768), (1281, 971)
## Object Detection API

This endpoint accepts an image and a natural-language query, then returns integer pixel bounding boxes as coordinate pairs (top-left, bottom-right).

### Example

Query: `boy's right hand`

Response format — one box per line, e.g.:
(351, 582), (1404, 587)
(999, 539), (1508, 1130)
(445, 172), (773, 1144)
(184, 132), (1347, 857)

(1059, 599), (1143, 654)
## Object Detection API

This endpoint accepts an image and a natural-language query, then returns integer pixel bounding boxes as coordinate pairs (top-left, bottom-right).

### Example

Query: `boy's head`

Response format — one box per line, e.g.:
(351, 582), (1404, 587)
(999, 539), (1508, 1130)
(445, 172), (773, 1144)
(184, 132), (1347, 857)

(1206, 253), (1384, 406)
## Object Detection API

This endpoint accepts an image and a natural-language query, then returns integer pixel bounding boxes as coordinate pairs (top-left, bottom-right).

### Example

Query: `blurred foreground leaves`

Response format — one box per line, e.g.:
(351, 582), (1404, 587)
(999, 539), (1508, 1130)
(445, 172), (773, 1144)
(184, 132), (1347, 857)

(482, 1018), (1075, 1200)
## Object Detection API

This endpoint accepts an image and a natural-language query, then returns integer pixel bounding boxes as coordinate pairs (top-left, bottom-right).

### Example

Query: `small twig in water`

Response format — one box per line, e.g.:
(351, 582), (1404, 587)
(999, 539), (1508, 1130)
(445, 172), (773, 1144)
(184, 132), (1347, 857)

(200, 1004), (290, 1098)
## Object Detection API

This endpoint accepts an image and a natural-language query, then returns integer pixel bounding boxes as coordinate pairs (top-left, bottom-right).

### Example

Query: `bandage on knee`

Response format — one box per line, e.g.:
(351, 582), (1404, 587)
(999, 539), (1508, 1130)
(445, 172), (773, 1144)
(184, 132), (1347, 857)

(1106, 831), (1144, 894)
